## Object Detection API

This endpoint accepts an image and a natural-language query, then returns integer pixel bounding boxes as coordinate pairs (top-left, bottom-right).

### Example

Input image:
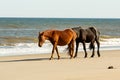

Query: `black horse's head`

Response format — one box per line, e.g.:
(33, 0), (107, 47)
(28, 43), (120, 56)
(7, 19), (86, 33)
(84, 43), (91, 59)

(72, 26), (82, 38)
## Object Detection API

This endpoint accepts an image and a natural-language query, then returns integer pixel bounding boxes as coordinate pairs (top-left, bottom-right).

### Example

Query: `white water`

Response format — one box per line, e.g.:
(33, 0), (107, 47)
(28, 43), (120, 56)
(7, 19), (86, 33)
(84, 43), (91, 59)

(0, 38), (120, 57)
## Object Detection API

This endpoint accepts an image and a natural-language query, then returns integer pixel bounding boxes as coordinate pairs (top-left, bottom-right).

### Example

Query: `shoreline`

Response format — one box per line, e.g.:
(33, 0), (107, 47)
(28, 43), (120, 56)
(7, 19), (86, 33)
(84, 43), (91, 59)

(1, 44), (120, 57)
(0, 49), (120, 59)
(1, 37), (120, 57)
(0, 49), (120, 60)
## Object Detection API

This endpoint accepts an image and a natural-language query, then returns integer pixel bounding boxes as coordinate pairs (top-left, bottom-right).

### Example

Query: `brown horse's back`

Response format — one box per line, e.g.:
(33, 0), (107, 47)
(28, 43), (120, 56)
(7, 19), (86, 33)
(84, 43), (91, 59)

(52, 29), (76, 46)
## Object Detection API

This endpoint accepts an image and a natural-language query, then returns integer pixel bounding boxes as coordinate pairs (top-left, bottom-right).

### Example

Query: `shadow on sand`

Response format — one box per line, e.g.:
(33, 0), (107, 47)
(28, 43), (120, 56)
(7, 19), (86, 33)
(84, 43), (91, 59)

(0, 57), (69, 63)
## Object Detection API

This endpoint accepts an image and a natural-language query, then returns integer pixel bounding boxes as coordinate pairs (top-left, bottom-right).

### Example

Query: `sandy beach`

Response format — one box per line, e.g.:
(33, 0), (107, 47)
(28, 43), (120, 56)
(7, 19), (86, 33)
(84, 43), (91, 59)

(0, 50), (120, 80)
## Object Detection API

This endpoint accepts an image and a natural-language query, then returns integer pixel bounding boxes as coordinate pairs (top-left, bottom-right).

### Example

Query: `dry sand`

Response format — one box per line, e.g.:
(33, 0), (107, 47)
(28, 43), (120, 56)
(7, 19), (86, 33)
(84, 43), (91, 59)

(0, 50), (120, 80)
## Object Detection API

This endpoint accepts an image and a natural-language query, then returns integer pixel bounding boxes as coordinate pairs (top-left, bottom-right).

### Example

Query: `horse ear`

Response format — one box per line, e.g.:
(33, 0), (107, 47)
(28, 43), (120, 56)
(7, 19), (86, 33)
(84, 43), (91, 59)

(39, 32), (44, 35)
(79, 26), (82, 28)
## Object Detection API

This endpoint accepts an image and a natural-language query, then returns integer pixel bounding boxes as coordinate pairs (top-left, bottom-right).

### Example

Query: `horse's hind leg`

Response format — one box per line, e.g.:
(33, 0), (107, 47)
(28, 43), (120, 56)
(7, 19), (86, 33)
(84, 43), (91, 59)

(82, 41), (87, 58)
(90, 43), (95, 58)
(96, 40), (100, 57)
(68, 41), (74, 59)
(56, 47), (60, 59)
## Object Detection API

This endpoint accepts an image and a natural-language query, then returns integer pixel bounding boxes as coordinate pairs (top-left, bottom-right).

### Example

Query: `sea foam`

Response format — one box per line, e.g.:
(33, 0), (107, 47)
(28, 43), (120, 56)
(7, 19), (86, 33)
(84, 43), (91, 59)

(0, 38), (120, 57)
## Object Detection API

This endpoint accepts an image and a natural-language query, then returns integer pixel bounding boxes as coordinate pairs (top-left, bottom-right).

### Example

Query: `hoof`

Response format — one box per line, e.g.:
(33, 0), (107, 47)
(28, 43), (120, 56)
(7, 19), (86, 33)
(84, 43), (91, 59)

(90, 56), (94, 58)
(90, 55), (94, 58)
(74, 56), (77, 58)
(49, 57), (53, 60)
(58, 57), (60, 60)
(70, 57), (73, 59)
(98, 55), (101, 57)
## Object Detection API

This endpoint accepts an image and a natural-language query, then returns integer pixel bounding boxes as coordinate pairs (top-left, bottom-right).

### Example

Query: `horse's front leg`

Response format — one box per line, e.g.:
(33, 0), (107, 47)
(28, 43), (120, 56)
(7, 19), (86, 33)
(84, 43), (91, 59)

(50, 47), (54, 60)
(90, 42), (95, 58)
(56, 47), (60, 59)
(82, 41), (87, 58)
(50, 43), (56, 60)
(74, 41), (79, 58)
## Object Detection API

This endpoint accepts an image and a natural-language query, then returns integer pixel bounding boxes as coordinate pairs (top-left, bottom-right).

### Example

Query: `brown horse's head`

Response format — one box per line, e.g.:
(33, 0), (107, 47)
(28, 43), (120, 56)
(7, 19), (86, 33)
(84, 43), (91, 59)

(38, 32), (46, 47)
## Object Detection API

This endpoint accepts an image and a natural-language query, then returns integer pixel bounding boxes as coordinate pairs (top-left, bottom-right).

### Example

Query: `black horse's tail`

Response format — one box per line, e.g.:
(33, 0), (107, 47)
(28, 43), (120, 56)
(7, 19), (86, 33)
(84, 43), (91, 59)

(89, 27), (100, 39)
(89, 43), (94, 50)
(89, 27), (100, 50)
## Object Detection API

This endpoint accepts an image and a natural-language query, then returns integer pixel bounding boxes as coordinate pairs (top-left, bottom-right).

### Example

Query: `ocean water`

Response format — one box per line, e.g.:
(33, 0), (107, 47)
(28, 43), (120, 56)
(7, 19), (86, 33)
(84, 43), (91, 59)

(0, 18), (120, 56)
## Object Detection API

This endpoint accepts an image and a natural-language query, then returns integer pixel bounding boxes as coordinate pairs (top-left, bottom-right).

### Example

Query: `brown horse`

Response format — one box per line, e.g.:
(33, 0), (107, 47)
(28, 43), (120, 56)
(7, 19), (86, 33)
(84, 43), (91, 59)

(38, 29), (77, 60)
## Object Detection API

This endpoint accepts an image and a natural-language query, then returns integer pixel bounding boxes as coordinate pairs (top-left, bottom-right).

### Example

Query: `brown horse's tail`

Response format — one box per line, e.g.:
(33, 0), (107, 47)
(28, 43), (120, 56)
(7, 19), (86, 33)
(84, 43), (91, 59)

(66, 45), (72, 56)
(65, 43), (74, 57)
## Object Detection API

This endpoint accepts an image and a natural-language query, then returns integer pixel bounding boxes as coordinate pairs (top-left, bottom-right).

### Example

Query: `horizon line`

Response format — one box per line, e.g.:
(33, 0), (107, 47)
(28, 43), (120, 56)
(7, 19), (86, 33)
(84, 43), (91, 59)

(0, 17), (120, 19)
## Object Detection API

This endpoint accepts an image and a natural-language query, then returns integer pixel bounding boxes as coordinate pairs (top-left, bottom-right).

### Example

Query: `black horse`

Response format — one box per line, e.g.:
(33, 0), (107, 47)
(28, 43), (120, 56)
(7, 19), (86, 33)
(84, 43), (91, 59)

(72, 26), (100, 58)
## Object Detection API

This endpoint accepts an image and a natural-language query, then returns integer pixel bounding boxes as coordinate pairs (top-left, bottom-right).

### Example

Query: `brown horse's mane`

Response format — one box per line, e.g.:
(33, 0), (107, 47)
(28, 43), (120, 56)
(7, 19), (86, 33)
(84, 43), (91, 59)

(41, 29), (54, 36)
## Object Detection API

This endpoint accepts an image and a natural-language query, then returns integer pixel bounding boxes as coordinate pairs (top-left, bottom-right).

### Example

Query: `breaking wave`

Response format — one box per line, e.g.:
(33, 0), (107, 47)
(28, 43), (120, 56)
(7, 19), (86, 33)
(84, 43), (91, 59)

(0, 38), (120, 57)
